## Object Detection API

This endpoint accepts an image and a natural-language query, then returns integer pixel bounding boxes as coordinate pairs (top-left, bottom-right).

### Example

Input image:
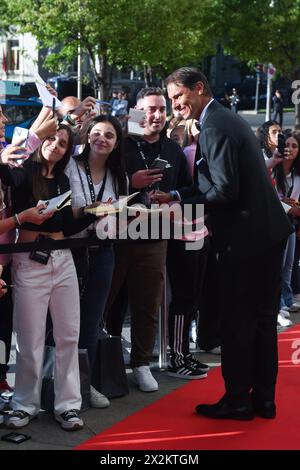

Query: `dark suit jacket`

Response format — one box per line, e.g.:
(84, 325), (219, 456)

(190, 100), (292, 256)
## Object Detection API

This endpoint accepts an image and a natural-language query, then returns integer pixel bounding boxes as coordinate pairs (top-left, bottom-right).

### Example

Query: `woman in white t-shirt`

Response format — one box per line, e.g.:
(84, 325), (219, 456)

(65, 115), (127, 408)
(273, 132), (300, 317)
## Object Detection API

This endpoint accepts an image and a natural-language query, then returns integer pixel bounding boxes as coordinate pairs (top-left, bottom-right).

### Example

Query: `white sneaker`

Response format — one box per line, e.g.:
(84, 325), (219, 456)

(277, 312), (293, 327)
(132, 366), (158, 392)
(5, 410), (36, 428)
(287, 302), (300, 312)
(279, 308), (291, 319)
(90, 385), (110, 408)
(55, 409), (83, 431)
(199, 346), (221, 355)
(189, 320), (197, 343)
(293, 293), (300, 303)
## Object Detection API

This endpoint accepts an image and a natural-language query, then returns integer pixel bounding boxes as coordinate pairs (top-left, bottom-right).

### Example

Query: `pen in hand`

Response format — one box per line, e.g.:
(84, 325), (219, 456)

(0, 284), (14, 289)
(52, 97), (56, 118)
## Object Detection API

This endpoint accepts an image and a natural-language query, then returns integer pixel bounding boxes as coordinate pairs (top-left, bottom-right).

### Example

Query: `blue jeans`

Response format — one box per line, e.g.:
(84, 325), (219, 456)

(78, 244), (114, 370)
(280, 231), (296, 308)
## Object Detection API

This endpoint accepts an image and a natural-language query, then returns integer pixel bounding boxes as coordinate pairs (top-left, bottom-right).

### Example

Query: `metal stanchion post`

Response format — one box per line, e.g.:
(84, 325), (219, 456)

(158, 269), (168, 369)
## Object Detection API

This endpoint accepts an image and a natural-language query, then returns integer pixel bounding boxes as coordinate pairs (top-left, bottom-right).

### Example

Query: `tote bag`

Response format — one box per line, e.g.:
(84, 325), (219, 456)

(91, 336), (129, 399)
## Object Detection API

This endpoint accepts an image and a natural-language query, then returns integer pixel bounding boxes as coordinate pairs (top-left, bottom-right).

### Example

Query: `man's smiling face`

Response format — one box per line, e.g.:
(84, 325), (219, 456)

(167, 82), (205, 120)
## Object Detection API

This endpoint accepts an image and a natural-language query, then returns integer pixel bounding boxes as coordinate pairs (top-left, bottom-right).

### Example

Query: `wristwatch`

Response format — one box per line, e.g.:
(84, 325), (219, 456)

(169, 190), (179, 201)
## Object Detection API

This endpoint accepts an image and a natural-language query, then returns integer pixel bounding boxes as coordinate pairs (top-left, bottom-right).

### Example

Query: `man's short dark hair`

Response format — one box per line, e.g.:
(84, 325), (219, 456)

(165, 67), (212, 96)
(136, 87), (165, 102)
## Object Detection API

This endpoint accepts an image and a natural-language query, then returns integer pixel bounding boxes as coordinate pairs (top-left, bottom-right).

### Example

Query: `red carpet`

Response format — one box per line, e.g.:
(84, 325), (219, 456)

(76, 326), (300, 450)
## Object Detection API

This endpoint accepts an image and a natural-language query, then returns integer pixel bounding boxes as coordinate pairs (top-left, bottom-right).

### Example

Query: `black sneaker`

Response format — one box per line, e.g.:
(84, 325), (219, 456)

(167, 361), (208, 380)
(185, 354), (210, 372)
(5, 410), (36, 428)
(55, 409), (84, 431)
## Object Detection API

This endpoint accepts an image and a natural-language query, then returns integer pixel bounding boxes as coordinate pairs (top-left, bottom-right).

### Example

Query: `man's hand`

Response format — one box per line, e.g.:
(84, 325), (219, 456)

(78, 110), (97, 143)
(71, 96), (97, 120)
(288, 205), (300, 218)
(282, 197), (297, 207)
(130, 169), (163, 189)
(151, 190), (173, 204)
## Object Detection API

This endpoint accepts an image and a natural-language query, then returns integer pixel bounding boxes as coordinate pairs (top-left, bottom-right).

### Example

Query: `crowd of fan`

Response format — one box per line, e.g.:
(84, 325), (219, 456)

(0, 82), (298, 432)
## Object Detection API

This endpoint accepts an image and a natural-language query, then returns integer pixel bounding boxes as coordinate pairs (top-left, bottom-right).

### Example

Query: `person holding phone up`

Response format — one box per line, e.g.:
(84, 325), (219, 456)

(0, 124), (97, 431)
(257, 120), (291, 171)
(264, 131), (300, 324)
(0, 110), (57, 398)
(257, 122), (300, 325)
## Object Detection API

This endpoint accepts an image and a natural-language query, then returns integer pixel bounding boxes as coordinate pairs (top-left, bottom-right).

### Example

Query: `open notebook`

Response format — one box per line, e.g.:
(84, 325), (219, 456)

(84, 192), (140, 216)
(38, 190), (72, 214)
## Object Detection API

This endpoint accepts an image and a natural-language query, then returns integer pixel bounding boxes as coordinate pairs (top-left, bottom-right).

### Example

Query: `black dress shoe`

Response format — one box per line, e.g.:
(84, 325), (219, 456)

(195, 397), (255, 421)
(252, 400), (276, 419)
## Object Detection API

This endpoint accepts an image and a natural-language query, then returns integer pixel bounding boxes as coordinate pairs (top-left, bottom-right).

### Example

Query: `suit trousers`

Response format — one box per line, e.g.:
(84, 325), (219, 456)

(105, 241), (167, 368)
(218, 241), (285, 405)
(11, 249), (81, 415)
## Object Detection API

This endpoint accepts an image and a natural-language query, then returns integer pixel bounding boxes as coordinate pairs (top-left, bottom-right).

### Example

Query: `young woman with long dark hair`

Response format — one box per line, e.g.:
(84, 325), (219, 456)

(0, 124), (96, 431)
(65, 115), (127, 408)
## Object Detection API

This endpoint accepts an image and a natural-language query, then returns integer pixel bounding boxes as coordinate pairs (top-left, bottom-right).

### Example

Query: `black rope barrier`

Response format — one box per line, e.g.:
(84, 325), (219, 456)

(0, 235), (113, 254)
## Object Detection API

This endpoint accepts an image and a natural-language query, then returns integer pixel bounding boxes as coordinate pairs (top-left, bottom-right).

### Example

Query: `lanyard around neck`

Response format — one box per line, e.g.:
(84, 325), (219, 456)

(76, 160), (107, 204)
(286, 170), (295, 198)
(136, 140), (161, 169)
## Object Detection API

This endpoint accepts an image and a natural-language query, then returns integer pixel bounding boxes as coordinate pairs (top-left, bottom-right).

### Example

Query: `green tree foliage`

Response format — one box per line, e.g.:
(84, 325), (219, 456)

(202, 0), (300, 79)
(200, 0), (300, 121)
(0, 0), (215, 99)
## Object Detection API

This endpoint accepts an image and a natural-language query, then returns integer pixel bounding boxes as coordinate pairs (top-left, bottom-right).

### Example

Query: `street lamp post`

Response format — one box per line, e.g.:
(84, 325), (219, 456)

(254, 70), (260, 114)
(266, 63), (276, 122)
(77, 33), (82, 101)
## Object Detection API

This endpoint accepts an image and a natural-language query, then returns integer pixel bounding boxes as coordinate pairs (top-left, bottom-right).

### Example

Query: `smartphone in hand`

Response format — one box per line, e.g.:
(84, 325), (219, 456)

(11, 127), (29, 164)
(0, 80), (21, 96)
(94, 101), (101, 116)
(128, 109), (146, 136)
(277, 133), (286, 157)
(150, 158), (169, 171)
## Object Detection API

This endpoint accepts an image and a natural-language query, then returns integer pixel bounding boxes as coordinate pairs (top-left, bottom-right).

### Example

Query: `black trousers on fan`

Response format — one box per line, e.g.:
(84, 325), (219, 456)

(167, 238), (209, 361)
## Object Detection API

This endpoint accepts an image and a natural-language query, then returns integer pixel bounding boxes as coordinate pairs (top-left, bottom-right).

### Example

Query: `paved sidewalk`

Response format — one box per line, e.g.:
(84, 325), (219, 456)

(1, 313), (299, 450)
(239, 110), (296, 130)
(0, 330), (222, 450)
(2, 275), (300, 452)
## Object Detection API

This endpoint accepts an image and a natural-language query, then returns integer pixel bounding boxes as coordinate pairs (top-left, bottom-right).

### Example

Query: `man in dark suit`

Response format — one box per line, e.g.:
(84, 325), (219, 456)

(164, 67), (292, 420)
